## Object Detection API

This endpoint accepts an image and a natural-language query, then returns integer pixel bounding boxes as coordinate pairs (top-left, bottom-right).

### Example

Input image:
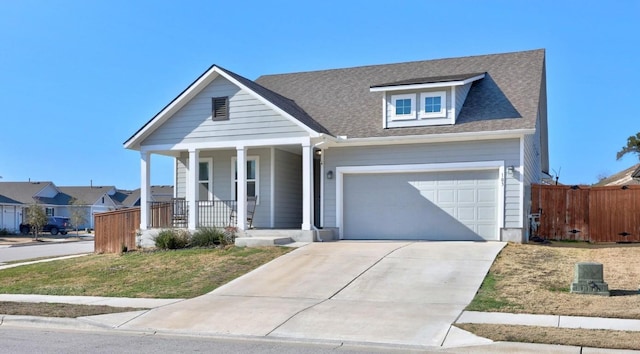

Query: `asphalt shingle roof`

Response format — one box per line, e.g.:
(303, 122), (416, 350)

(595, 163), (640, 186)
(113, 186), (175, 207)
(216, 66), (331, 135)
(255, 49), (546, 138)
(0, 182), (56, 205)
(57, 186), (115, 205)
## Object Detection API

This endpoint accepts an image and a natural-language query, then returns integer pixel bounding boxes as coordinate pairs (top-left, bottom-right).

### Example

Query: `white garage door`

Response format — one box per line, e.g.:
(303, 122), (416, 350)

(342, 170), (499, 241)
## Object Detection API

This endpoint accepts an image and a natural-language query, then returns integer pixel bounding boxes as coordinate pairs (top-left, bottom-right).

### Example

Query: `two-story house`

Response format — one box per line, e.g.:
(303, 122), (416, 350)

(125, 49), (549, 244)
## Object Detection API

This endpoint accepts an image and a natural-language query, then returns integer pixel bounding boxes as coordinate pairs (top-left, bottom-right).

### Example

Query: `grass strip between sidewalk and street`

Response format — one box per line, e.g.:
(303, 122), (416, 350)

(0, 301), (144, 318)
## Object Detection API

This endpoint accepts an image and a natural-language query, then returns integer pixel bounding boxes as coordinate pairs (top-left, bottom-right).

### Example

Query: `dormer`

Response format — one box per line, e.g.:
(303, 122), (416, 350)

(370, 72), (485, 128)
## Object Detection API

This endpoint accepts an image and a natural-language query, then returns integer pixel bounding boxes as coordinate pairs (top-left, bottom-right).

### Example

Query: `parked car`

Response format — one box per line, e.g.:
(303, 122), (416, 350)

(19, 216), (71, 235)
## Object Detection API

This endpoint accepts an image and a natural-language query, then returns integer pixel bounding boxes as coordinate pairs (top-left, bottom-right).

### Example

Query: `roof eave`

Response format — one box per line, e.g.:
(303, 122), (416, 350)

(214, 67), (324, 137)
(369, 73), (485, 92)
(125, 66), (325, 150)
(124, 65), (218, 150)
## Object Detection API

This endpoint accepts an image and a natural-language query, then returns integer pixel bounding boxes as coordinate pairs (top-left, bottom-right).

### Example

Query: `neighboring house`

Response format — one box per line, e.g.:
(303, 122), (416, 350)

(594, 164), (640, 186)
(57, 186), (120, 229)
(124, 49), (549, 243)
(0, 182), (128, 231)
(0, 181), (64, 232)
(0, 194), (24, 233)
(113, 186), (175, 208)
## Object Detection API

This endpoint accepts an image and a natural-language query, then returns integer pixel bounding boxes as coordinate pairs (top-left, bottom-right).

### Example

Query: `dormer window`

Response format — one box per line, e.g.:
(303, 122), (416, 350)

(419, 91), (446, 118)
(390, 94), (416, 120)
(370, 72), (485, 128)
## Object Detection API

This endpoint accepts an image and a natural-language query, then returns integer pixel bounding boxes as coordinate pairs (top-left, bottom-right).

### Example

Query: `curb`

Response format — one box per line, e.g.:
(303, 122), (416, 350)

(1, 314), (108, 331)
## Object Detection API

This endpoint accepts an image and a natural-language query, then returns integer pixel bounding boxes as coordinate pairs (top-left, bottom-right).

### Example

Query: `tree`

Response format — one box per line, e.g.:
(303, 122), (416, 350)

(616, 132), (640, 160)
(69, 198), (88, 237)
(26, 204), (47, 240)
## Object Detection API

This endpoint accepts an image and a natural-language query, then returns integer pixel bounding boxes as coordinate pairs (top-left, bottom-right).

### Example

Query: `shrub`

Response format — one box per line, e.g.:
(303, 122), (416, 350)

(154, 229), (190, 250)
(222, 226), (237, 246)
(191, 227), (225, 248)
(0, 228), (12, 236)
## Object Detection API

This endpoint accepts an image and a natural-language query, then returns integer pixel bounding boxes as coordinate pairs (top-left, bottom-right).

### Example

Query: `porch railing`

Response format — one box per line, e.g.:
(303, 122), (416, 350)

(150, 199), (187, 228)
(148, 199), (237, 229)
(198, 200), (237, 228)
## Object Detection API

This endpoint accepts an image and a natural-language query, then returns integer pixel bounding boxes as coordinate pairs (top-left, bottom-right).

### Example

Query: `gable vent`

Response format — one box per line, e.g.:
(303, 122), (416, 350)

(212, 96), (229, 121)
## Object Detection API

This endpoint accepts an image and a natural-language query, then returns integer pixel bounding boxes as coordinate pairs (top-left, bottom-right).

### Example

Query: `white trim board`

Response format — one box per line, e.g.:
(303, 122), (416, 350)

(335, 161), (505, 241)
(140, 136), (312, 154)
(369, 74), (485, 92)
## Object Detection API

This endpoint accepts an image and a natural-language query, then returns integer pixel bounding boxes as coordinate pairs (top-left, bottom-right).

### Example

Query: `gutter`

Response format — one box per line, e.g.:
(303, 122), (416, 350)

(325, 129), (536, 147)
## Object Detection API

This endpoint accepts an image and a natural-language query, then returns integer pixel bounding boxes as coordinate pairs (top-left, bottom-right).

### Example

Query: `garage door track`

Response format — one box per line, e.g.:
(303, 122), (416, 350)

(121, 241), (505, 347)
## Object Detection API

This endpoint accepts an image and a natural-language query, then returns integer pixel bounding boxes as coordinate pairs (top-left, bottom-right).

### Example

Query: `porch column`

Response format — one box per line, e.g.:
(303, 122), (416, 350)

(140, 151), (150, 230)
(236, 146), (247, 230)
(301, 142), (313, 230)
(187, 148), (199, 230)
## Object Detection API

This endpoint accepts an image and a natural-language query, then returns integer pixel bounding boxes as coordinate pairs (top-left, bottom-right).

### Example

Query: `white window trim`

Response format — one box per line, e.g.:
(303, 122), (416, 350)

(45, 207), (54, 216)
(231, 156), (260, 203)
(198, 157), (214, 201)
(419, 91), (447, 119)
(390, 93), (416, 120)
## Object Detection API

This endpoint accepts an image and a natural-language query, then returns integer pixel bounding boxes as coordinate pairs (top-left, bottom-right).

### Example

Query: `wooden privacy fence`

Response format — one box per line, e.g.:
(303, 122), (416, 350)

(531, 184), (640, 242)
(94, 208), (140, 253)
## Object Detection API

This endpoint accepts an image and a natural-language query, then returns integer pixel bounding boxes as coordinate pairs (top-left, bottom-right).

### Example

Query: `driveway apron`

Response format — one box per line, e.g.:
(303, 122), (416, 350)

(121, 241), (505, 347)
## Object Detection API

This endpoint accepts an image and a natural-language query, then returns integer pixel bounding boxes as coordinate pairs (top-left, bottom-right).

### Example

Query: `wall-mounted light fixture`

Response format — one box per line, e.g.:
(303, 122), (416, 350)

(507, 166), (515, 175)
(326, 170), (334, 179)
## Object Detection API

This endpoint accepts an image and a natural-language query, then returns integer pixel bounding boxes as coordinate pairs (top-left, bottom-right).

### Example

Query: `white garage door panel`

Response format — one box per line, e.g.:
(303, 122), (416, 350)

(343, 170), (499, 241)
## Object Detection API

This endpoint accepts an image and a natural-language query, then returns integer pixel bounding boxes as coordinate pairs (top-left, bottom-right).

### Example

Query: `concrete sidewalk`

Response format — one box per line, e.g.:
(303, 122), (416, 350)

(457, 311), (640, 332)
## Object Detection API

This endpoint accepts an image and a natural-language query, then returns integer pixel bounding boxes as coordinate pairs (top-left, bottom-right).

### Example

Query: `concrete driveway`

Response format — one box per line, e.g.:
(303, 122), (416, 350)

(121, 241), (505, 347)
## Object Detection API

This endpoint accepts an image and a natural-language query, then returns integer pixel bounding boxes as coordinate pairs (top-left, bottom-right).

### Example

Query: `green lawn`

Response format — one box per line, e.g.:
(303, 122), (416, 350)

(0, 247), (291, 299)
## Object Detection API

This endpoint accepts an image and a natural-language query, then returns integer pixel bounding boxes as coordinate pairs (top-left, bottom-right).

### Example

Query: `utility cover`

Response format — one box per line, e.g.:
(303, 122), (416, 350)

(570, 262), (610, 296)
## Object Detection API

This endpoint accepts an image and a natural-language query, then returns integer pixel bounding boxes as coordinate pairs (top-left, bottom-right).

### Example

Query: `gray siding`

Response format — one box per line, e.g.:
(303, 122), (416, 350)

(455, 83), (472, 120)
(273, 149), (302, 228)
(176, 154), (188, 198)
(522, 113), (543, 236)
(142, 76), (309, 146)
(323, 139), (522, 229)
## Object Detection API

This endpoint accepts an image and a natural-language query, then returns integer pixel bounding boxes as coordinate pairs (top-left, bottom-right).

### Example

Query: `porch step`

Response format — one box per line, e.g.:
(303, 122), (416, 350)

(233, 229), (337, 247)
(234, 236), (293, 247)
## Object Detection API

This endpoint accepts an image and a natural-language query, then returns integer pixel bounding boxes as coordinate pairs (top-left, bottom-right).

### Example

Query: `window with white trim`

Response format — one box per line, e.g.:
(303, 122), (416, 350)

(390, 93), (416, 120)
(419, 91), (447, 118)
(45, 207), (54, 216)
(232, 157), (259, 201)
(198, 158), (213, 201)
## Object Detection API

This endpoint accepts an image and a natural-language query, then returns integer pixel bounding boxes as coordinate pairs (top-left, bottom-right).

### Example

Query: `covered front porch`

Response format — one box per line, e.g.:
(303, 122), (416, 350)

(138, 137), (324, 241)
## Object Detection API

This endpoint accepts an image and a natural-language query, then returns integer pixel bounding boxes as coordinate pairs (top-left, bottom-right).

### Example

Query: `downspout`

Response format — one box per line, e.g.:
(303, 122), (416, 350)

(313, 225), (323, 242)
(313, 141), (326, 242)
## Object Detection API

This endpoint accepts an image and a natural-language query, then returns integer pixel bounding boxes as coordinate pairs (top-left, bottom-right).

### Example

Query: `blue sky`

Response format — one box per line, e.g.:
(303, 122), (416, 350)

(1, 0), (638, 189)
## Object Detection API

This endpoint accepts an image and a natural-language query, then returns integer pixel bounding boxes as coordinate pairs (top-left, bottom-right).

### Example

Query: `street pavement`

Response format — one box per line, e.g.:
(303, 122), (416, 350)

(0, 239), (93, 263)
